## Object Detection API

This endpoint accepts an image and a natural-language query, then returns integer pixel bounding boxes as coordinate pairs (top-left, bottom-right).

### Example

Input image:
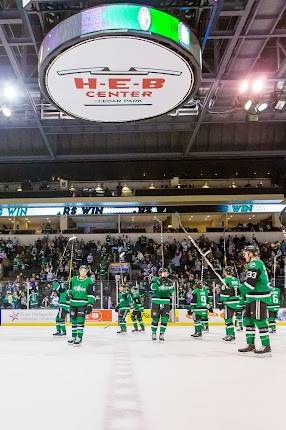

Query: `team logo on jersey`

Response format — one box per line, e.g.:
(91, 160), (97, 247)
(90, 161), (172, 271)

(74, 286), (85, 292)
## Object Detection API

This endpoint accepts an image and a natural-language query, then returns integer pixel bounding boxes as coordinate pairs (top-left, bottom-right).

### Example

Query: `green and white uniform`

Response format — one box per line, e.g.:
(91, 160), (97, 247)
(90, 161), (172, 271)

(188, 287), (209, 335)
(131, 290), (145, 331)
(267, 287), (280, 332)
(53, 281), (70, 334)
(69, 276), (95, 339)
(240, 258), (271, 347)
(29, 291), (39, 309)
(203, 286), (213, 331)
(116, 289), (132, 332)
(151, 276), (175, 336)
(220, 276), (243, 337)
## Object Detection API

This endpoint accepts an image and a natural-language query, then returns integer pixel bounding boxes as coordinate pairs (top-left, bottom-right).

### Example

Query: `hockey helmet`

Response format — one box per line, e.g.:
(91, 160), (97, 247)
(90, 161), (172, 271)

(243, 245), (259, 255)
(224, 266), (234, 275)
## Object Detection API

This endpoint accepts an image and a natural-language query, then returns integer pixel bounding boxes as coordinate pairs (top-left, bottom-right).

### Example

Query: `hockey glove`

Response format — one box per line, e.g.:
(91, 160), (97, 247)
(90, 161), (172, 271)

(86, 304), (93, 315)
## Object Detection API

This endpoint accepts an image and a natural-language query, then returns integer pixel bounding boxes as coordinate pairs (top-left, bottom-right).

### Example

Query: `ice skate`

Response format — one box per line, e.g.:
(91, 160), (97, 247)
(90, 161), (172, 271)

(68, 338), (75, 345)
(223, 335), (235, 341)
(254, 345), (272, 357)
(117, 329), (127, 334)
(191, 332), (202, 338)
(269, 328), (276, 334)
(152, 333), (157, 341)
(238, 344), (255, 354)
(159, 333), (165, 342)
(53, 332), (62, 336)
(131, 328), (139, 333)
(73, 337), (82, 346)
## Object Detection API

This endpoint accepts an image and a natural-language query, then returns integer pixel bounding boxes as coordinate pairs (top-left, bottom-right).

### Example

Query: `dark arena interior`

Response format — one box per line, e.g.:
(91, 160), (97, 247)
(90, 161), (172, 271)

(0, 2), (286, 430)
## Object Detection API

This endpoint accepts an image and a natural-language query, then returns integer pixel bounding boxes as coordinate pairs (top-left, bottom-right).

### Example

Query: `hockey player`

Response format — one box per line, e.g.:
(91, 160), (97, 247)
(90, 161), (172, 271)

(235, 309), (244, 331)
(238, 245), (272, 356)
(267, 281), (281, 334)
(29, 289), (39, 309)
(115, 283), (132, 333)
(52, 279), (69, 336)
(203, 285), (213, 332)
(151, 268), (175, 342)
(67, 265), (95, 346)
(187, 281), (209, 338)
(220, 267), (244, 341)
(130, 286), (145, 332)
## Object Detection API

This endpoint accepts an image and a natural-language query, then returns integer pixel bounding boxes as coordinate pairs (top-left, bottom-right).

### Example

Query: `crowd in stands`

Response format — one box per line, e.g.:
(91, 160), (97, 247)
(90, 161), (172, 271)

(0, 234), (285, 309)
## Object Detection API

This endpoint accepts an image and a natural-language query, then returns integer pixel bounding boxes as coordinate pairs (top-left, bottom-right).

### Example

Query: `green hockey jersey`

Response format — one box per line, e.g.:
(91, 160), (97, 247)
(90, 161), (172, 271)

(188, 287), (209, 313)
(131, 291), (144, 312)
(118, 290), (132, 310)
(29, 292), (39, 308)
(68, 276), (95, 307)
(240, 258), (271, 304)
(52, 281), (70, 311)
(220, 276), (243, 310)
(267, 287), (281, 312)
(151, 276), (175, 305)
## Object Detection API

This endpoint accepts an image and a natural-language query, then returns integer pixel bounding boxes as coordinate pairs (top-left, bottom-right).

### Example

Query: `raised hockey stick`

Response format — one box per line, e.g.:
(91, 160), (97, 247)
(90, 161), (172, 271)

(67, 236), (76, 285)
(54, 235), (77, 279)
(175, 213), (226, 286)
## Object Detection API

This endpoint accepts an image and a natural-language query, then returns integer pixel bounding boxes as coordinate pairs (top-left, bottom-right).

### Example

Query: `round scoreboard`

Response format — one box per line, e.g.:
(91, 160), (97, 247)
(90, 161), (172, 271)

(38, 4), (202, 123)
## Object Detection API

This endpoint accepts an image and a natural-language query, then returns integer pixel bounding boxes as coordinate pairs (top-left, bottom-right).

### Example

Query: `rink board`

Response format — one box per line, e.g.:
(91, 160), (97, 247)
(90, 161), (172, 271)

(1, 308), (286, 326)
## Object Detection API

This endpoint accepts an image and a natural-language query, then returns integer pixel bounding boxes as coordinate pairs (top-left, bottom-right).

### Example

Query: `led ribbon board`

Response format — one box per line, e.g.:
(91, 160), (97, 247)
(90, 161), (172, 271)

(38, 4), (201, 122)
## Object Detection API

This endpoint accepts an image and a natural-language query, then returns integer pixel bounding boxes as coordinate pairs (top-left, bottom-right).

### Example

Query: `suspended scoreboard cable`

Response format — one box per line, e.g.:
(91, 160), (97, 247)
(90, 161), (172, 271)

(38, 4), (202, 122)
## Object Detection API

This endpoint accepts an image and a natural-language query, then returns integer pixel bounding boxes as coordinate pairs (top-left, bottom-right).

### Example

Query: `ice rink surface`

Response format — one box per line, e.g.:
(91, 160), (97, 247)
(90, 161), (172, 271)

(0, 326), (286, 430)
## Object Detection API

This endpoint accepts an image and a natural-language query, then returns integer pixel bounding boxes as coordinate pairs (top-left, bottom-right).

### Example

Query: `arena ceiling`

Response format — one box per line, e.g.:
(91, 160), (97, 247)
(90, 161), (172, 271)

(0, 0), (286, 163)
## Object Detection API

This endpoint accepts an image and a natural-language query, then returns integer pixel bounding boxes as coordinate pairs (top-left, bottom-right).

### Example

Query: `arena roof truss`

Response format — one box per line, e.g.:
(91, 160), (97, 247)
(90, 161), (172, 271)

(0, 0), (286, 162)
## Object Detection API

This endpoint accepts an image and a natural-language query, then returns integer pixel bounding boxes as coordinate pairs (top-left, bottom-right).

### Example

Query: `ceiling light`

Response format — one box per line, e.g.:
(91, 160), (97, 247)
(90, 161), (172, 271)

(95, 184), (104, 194)
(239, 80), (249, 94)
(121, 184), (132, 196)
(276, 80), (285, 91)
(17, 185), (22, 192)
(202, 182), (209, 188)
(274, 99), (286, 111)
(149, 183), (155, 189)
(252, 78), (265, 93)
(244, 99), (253, 111)
(2, 106), (12, 118)
(3, 84), (17, 100)
(257, 102), (268, 112)
(69, 185), (75, 192)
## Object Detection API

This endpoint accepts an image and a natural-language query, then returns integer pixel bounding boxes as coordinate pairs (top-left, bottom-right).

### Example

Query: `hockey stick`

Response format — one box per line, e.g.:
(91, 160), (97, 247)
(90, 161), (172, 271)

(201, 250), (211, 282)
(233, 262), (240, 281)
(103, 323), (114, 329)
(175, 213), (226, 286)
(67, 236), (76, 285)
(54, 236), (77, 279)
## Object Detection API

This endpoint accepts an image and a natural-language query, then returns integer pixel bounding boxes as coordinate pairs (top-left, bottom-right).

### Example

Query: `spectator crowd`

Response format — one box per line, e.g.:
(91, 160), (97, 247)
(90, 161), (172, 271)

(0, 234), (285, 309)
